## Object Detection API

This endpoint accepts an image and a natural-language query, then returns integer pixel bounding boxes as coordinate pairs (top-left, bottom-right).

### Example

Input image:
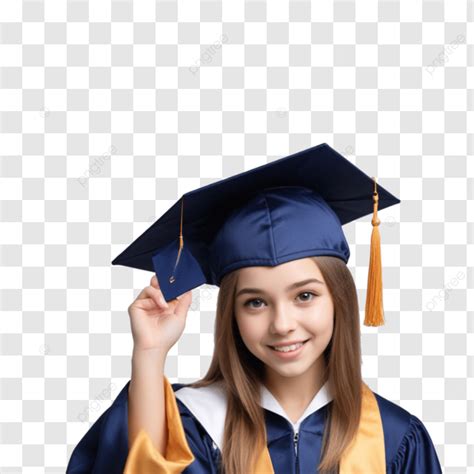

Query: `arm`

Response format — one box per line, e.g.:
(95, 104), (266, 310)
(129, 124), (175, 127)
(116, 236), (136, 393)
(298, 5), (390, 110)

(124, 276), (195, 472)
(67, 276), (194, 473)
(388, 415), (442, 474)
(128, 348), (168, 455)
(126, 274), (191, 453)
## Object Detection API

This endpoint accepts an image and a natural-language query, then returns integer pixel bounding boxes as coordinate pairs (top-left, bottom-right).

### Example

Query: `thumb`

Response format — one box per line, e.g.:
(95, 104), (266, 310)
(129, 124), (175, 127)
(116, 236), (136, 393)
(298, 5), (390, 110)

(174, 290), (193, 319)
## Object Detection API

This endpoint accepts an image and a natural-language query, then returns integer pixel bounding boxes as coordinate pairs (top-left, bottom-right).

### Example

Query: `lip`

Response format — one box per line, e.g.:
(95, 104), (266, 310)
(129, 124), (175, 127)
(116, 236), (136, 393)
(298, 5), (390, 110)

(268, 339), (309, 359)
(268, 339), (310, 348)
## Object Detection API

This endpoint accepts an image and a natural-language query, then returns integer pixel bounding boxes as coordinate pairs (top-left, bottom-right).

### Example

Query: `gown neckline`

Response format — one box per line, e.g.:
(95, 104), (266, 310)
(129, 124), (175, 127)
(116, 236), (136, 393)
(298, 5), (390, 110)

(259, 380), (333, 432)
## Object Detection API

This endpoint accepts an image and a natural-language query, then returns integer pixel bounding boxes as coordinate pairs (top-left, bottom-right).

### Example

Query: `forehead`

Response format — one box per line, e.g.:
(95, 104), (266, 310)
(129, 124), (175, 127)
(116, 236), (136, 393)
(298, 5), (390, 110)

(236, 257), (323, 286)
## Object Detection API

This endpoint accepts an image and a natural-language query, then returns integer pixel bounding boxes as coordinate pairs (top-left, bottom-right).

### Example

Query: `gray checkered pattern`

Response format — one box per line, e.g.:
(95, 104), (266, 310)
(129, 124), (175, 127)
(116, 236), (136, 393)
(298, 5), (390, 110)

(0, 1), (472, 472)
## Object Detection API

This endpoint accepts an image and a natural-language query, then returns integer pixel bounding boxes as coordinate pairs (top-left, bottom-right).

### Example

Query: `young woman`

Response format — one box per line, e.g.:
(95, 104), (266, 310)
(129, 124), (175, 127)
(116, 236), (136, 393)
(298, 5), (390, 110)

(66, 144), (442, 473)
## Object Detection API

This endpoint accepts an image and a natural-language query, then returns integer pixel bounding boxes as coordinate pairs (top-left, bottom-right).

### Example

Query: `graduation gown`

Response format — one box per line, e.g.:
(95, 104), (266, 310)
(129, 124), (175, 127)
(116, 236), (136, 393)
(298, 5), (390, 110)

(66, 376), (442, 474)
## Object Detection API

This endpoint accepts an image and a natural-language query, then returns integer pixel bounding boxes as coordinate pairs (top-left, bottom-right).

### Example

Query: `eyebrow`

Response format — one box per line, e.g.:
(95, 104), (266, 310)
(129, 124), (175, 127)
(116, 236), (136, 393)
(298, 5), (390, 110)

(235, 278), (325, 298)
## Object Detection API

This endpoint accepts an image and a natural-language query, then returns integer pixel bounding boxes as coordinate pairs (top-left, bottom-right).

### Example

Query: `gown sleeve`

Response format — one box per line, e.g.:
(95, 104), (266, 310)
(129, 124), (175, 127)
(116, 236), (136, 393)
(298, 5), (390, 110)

(387, 414), (442, 474)
(66, 376), (221, 474)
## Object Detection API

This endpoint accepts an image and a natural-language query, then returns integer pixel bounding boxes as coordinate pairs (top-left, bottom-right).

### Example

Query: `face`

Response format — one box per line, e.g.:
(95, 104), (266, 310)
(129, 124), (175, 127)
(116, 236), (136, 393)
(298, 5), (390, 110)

(234, 257), (334, 381)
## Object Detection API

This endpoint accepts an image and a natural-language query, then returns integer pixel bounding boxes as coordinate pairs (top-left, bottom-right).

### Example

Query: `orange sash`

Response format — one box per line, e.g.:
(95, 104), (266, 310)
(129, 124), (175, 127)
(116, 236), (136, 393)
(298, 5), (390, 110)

(125, 378), (385, 473)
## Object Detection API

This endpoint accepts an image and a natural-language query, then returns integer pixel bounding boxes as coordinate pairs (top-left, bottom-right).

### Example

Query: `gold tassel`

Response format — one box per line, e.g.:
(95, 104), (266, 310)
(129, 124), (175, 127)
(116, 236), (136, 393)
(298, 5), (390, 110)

(169, 197), (184, 284)
(364, 177), (385, 327)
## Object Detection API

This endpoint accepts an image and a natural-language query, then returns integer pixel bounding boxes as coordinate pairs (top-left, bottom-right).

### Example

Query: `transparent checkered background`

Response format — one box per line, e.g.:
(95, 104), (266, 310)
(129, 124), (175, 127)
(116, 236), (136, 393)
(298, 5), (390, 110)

(0, 1), (472, 472)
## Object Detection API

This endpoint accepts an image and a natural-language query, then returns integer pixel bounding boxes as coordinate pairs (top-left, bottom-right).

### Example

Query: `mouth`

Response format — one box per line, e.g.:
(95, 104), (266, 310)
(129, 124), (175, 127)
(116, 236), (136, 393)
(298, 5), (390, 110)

(268, 339), (310, 352)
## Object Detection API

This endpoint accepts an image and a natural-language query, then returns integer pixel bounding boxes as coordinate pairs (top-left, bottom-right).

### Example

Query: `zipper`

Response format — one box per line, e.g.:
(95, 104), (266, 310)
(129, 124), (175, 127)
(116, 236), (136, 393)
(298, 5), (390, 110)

(294, 429), (299, 471)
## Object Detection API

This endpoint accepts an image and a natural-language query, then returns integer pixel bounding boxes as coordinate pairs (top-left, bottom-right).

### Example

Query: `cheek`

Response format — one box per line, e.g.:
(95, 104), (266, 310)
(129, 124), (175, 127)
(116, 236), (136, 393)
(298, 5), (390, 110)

(236, 316), (265, 345)
(320, 318), (334, 341)
(309, 308), (334, 337)
(235, 314), (251, 341)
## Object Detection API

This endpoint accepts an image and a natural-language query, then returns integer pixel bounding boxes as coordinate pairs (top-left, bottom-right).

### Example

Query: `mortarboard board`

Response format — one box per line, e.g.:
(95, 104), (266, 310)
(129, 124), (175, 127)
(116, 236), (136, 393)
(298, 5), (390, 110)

(111, 143), (400, 326)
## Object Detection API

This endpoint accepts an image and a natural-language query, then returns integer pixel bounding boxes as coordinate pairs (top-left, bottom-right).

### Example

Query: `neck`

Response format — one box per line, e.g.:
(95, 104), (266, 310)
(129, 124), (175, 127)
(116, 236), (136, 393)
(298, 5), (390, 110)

(262, 357), (328, 412)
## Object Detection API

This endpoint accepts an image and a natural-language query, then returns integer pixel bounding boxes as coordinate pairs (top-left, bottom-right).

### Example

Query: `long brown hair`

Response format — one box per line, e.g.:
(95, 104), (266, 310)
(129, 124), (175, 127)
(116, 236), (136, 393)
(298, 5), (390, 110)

(187, 256), (363, 473)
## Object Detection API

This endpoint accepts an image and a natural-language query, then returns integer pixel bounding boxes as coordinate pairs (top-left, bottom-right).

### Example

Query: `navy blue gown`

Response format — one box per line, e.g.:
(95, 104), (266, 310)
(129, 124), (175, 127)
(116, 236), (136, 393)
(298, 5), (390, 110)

(66, 379), (442, 473)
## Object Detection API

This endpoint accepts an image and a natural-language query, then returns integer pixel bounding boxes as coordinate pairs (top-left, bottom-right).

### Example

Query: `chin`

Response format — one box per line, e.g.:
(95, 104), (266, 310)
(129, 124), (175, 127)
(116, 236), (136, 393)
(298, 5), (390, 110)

(273, 367), (308, 378)
(267, 353), (324, 375)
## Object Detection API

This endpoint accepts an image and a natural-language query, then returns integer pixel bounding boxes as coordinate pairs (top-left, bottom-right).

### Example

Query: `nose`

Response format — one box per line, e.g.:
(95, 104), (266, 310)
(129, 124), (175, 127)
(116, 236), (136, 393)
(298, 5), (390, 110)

(269, 302), (297, 335)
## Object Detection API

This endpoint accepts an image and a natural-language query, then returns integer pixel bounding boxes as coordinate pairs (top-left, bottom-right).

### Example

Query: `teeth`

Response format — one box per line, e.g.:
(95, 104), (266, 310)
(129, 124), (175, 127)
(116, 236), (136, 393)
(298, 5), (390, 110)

(272, 342), (304, 352)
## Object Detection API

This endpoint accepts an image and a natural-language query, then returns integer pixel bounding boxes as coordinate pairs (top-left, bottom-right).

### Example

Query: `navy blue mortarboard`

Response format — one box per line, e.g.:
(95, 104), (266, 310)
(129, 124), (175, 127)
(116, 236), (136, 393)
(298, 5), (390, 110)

(112, 143), (400, 326)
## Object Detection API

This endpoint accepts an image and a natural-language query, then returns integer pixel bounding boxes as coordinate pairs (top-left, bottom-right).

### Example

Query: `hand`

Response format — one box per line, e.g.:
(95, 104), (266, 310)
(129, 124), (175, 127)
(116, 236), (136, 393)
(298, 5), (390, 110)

(128, 275), (193, 355)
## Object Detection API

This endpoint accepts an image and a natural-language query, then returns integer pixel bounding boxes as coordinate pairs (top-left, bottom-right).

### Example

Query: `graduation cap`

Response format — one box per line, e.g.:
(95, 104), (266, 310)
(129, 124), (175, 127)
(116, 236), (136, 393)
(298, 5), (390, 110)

(112, 143), (400, 326)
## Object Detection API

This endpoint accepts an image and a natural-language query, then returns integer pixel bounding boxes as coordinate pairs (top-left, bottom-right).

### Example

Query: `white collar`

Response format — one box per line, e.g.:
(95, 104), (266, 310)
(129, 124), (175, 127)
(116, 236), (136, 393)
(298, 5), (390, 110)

(259, 380), (333, 432)
(174, 380), (333, 453)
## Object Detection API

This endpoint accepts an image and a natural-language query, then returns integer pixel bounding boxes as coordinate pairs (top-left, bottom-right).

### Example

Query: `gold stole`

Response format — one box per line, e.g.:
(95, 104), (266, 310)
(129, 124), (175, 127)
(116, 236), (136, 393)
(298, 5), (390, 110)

(125, 379), (386, 473)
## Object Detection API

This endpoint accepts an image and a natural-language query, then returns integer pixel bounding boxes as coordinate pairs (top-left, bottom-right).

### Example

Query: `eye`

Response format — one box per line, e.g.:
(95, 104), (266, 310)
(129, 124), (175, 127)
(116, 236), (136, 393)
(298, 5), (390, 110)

(297, 291), (317, 302)
(243, 298), (265, 309)
(243, 291), (318, 309)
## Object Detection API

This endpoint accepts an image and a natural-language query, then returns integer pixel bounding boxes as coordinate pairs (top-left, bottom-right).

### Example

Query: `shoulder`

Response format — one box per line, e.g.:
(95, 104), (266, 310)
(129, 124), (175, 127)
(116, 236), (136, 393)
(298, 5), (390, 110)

(171, 381), (227, 417)
(170, 381), (227, 453)
(372, 390), (412, 434)
(371, 390), (432, 467)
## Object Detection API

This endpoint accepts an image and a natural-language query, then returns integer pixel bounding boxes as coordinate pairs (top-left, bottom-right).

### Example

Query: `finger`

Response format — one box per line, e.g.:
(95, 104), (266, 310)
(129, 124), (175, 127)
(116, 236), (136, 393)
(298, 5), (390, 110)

(173, 290), (193, 319)
(133, 286), (158, 306)
(134, 297), (159, 312)
(135, 286), (168, 309)
(149, 276), (173, 307)
(150, 274), (160, 289)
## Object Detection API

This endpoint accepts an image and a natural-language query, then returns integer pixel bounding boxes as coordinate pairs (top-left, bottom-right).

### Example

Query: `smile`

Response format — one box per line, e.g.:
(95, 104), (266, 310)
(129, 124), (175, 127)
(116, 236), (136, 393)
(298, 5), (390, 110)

(268, 339), (310, 358)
